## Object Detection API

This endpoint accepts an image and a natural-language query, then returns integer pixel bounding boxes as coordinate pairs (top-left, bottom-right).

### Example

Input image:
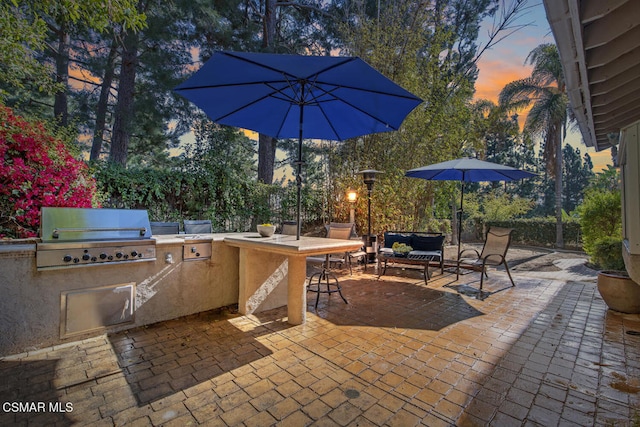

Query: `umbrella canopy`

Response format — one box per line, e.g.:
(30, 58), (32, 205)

(405, 157), (537, 255)
(405, 157), (537, 182)
(175, 51), (422, 239)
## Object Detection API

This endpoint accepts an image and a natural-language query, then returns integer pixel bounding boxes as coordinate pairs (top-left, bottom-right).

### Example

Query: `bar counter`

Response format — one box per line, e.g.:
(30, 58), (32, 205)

(224, 234), (363, 325)
(0, 233), (363, 356)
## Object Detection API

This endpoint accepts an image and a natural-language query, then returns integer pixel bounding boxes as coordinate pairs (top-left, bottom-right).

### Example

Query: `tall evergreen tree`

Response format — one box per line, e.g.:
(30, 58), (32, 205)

(472, 100), (539, 202)
(562, 144), (594, 213)
(499, 43), (573, 248)
(327, 0), (529, 235)
(90, 0), (224, 165)
(0, 0), (145, 123)
(249, 0), (337, 185)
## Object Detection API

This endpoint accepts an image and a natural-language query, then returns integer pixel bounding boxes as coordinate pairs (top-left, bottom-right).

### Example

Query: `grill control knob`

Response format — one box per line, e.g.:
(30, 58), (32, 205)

(82, 254), (91, 261)
(108, 255), (113, 260)
(115, 252), (123, 259)
(99, 253), (107, 260)
(73, 258), (80, 263)
(63, 255), (72, 263)
(131, 250), (138, 257)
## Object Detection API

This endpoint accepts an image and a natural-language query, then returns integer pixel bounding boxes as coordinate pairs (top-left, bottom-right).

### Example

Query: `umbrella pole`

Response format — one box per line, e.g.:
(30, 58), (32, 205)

(457, 183), (464, 259)
(296, 134), (302, 240)
(295, 92), (305, 240)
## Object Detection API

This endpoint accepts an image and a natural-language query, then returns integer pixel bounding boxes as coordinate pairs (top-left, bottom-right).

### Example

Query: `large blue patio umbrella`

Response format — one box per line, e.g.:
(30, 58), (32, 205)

(406, 157), (537, 256)
(175, 51), (422, 239)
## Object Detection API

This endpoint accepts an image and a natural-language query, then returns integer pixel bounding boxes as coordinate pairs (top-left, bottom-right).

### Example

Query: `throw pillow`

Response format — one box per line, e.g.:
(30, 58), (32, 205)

(384, 232), (412, 249)
(410, 234), (444, 252)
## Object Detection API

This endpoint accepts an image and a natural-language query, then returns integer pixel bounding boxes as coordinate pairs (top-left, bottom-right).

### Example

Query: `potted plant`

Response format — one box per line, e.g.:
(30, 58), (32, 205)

(391, 242), (412, 257)
(593, 238), (640, 313)
(257, 223), (276, 237)
(579, 170), (640, 313)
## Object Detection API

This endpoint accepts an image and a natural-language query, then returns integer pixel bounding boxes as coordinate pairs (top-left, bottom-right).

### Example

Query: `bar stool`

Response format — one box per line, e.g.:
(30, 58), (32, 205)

(306, 225), (352, 309)
(307, 254), (349, 309)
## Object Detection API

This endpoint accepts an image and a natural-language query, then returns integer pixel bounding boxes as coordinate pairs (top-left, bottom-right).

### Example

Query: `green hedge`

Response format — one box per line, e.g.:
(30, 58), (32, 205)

(93, 162), (325, 232)
(477, 218), (582, 250)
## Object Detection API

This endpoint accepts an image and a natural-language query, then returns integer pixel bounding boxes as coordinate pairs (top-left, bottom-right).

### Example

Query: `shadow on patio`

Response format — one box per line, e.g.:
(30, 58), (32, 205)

(306, 275), (485, 330)
(1, 255), (639, 426)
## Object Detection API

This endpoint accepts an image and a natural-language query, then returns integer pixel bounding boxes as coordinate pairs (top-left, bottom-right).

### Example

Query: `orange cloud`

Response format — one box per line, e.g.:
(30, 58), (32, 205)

(474, 58), (533, 103)
(474, 50), (611, 172)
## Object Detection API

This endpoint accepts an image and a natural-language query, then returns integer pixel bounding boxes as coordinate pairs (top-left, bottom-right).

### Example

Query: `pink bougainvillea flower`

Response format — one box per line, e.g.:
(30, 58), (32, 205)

(0, 105), (99, 238)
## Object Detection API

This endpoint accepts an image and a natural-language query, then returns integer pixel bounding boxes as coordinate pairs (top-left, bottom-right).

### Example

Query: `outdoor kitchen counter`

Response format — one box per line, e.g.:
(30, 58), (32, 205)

(223, 234), (363, 325)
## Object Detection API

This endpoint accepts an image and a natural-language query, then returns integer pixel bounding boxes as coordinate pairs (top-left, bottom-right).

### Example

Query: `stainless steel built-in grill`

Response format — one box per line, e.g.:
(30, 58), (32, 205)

(37, 207), (156, 270)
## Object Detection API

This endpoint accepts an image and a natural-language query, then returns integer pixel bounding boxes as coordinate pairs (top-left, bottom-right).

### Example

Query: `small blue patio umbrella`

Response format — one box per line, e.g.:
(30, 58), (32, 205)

(175, 51), (422, 239)
(406, 157), (537, 256)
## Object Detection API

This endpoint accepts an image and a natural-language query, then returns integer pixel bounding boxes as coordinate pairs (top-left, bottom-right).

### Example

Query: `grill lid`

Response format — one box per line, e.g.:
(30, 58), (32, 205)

(40, 207), (152, 242)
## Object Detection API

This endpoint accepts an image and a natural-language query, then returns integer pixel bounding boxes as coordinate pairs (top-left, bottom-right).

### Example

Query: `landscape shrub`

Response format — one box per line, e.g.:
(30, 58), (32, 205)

(93, 162), (324, 231)
(483, 218), (582, 249)
(0, 105), (98, 238)
(577, 187), (622, 269)
(591, 237), (625, 270)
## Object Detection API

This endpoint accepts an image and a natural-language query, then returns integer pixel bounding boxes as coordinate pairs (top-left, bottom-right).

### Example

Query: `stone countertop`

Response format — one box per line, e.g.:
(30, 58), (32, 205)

(0, 238), (38, 255)
(152, 232), (253, 245)
(0, 243), (36, 257)
(223, 234), (363, 256)
(0, 233), (365, 256)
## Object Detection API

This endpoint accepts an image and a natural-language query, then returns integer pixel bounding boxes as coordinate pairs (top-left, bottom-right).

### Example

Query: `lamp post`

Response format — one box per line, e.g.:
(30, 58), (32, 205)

(346, 189), (357, 225)
(358, 169), (383, 262)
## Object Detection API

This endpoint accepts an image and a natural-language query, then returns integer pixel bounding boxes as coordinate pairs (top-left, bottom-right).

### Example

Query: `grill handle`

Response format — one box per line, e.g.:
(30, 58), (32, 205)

(52, 227), (147, 239)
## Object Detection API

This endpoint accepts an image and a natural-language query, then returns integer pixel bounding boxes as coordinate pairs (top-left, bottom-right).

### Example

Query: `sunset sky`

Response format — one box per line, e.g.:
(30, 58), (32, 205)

(474, 1), (612, 172)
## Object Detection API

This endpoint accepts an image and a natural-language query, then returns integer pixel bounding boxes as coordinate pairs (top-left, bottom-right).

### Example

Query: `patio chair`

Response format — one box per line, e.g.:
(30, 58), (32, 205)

(310, 223), (366, 274)
(456, 227), (515, 290)
(150, 221), (180, 235)
(324, 221), (358, 238)
(183, 219), (212, 234)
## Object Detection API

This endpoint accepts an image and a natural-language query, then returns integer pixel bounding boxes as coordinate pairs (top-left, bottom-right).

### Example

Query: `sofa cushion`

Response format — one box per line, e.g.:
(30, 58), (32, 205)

(410, 234), (444, 252)
(383, 232), (412, 248)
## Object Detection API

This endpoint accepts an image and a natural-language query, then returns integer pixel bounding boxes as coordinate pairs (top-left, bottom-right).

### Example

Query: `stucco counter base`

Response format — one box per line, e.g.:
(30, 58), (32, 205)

(224, 234), (363, 325)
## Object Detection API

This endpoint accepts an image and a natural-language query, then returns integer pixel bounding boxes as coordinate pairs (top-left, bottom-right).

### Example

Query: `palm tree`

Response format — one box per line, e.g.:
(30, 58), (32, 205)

(499, 43), (572, 248)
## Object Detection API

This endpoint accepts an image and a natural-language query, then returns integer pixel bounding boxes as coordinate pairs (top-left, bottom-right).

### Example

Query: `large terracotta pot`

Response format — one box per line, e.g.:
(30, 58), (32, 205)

(597, 270), (640, 314)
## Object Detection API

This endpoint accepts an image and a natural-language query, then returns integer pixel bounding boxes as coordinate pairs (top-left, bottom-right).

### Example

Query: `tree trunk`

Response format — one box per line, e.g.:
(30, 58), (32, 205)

(257, 0), (278, 184)
(257, 134), (277, 184)
(53, 22), (69, 127)
(263, 0), (276, 50)
(555, 129), (564, 248)
(110, 30), (139, 166)
(90, 38), (118, 161)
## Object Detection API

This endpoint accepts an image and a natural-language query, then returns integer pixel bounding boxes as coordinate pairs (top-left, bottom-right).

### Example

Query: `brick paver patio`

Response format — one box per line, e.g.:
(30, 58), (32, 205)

(1, 259), (639, 426)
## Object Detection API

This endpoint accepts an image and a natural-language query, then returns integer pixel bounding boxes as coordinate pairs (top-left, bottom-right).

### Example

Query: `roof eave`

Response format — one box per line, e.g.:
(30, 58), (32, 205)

(543, 0), (609, 151)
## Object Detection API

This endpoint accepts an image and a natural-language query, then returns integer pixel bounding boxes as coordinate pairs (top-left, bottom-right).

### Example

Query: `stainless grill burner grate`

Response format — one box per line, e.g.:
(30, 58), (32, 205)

(37, 207), (156, 270)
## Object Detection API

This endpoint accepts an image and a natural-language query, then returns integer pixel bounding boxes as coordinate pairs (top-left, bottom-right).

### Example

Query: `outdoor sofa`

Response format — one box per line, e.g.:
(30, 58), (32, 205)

(377, 231), (445, 284)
